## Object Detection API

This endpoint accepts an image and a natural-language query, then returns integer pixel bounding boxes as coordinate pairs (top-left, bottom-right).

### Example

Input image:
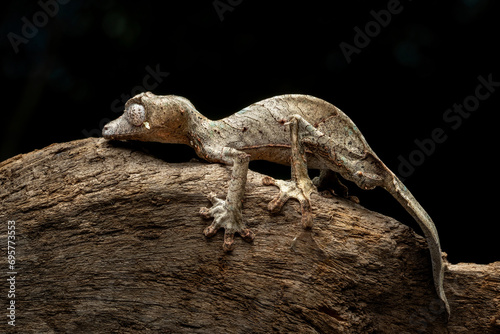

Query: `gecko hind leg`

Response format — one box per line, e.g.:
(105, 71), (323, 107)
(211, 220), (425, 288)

(262, 116), (315, 229)
(313, 169), (360, 204)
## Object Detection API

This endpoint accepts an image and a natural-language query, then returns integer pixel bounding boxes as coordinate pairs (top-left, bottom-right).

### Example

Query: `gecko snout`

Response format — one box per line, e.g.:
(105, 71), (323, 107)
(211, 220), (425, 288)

(102, 122), (115, 138)
(102, 125), (110, 137)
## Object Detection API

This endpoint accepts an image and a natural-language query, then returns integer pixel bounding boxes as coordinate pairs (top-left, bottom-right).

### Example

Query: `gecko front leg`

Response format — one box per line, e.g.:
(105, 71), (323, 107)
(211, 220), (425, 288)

(263, 116), (316, 228)
(199, 147), (255, 251)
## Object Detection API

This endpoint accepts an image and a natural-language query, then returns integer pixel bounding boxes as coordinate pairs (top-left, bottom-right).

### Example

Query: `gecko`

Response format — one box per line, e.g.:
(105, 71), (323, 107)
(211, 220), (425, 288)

(102, 92), (450, 318)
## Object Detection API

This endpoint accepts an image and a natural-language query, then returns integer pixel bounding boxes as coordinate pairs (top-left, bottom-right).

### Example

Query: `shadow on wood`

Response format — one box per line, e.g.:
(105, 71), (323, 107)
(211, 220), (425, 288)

(0, 138), (499, 333)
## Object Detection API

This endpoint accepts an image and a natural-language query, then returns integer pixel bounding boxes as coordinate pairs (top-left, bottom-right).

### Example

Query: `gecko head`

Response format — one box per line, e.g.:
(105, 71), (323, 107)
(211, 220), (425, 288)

(102, 92), (194, 144)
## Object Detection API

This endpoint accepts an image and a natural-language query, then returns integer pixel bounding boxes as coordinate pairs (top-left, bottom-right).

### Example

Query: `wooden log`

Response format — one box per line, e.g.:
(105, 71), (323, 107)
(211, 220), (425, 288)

(0, 137), (499, 333)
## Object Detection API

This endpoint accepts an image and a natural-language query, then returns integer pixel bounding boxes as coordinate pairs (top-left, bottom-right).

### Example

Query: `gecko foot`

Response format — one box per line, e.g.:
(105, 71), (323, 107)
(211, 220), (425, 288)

(262, 176), (314, 229)
(200, 192), (255, 252)
(313, 170), (360, 204)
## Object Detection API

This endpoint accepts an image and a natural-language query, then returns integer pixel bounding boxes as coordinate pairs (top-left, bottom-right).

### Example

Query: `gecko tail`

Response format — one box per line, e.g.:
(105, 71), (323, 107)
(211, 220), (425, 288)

(384, 173), (450, 320)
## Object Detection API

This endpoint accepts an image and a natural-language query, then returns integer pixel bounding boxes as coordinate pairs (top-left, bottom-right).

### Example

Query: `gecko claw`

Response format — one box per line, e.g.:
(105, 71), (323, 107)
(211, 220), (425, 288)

(223, 232), (235, 252)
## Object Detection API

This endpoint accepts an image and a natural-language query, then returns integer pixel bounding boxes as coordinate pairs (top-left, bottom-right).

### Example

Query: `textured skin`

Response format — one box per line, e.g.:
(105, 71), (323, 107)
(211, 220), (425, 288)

(102, 92), (449, 318)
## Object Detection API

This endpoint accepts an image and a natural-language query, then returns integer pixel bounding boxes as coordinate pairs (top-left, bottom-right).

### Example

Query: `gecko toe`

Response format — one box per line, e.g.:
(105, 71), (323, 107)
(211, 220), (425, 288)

(347, 195), (360, 204)
(223, 232), (236, 252)
(239, 228), (255, 242)
(301, 208), (314, 229)
(268, 193), (290, 213)
(203, 225), (218, 237)
(262, 176), (277, 186)
(199, 207), (213, 219)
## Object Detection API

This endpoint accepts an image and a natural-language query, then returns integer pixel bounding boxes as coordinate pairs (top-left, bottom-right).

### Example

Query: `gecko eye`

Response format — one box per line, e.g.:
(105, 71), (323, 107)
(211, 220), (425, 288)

(125, 104), (146, 127)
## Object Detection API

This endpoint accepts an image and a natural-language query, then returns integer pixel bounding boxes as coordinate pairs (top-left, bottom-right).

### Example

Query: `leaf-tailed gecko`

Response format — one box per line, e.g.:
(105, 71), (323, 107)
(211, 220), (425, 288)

(102, 92), (450, 318)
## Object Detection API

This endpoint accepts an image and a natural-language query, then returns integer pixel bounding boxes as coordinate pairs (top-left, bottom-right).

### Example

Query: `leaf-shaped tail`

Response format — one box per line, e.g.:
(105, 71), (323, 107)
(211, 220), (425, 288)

(384, 174), (450, 320)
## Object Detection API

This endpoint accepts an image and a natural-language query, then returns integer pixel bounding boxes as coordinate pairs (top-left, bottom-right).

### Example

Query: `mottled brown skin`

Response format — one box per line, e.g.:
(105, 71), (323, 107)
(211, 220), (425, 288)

(103, 92), (449, 319)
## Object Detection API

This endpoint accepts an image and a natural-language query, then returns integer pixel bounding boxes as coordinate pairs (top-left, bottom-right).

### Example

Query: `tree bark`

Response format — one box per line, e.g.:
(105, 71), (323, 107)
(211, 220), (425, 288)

(1, 137), (499, 333)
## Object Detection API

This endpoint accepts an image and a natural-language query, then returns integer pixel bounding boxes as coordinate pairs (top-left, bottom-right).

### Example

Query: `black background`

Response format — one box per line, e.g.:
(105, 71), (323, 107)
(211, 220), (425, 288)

(1, 0), (498, 263)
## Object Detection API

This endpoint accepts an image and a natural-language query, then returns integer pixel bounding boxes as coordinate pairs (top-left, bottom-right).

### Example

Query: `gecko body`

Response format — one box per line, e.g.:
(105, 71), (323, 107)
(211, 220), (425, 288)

(103, 92), (449, 318)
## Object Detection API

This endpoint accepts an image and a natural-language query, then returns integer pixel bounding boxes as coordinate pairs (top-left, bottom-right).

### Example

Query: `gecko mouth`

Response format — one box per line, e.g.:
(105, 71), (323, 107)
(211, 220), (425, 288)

(102, 125), (127, 140)
(102, 129), (138, 140)
(102, 117), (138, 140)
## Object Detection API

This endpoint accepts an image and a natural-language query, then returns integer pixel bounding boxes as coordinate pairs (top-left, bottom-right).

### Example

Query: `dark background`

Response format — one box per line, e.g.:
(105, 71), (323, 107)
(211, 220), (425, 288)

(1, 0), (498, 263)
